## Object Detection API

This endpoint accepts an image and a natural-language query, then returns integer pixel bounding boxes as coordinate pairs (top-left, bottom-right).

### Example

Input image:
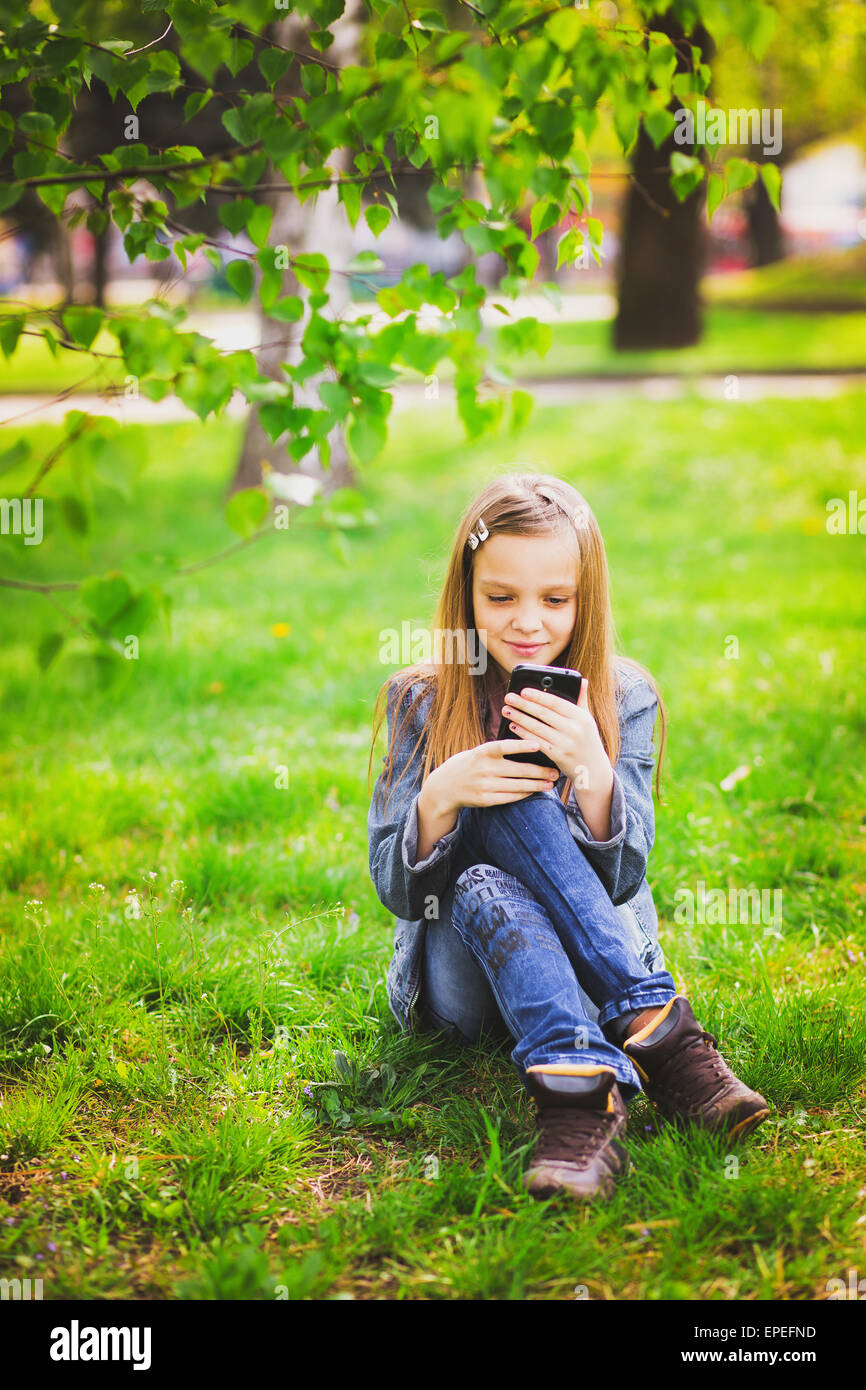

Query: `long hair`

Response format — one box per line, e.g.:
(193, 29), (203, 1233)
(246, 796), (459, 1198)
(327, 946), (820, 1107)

(368, 472), (666, 814)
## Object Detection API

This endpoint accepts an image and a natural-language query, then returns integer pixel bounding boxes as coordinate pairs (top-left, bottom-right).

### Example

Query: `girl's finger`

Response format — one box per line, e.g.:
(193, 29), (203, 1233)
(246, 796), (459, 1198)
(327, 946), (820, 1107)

(505, 708), (559, 742)
(496, 763), (559, 782)
(489, 778), (557, 796)
(504, 691), (573, 732)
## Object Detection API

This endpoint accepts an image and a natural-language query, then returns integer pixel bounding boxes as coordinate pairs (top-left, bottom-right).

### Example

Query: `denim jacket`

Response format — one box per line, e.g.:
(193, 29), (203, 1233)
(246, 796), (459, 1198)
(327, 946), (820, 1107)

(367, 661), (667, 1031)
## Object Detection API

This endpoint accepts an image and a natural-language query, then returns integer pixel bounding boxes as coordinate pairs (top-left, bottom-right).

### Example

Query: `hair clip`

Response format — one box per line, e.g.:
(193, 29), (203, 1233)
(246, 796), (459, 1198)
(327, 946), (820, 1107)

(467, 517), (489, 550)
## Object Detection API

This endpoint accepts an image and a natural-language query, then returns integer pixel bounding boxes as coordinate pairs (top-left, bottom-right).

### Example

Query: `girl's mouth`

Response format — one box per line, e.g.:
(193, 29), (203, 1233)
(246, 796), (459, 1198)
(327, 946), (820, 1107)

(505, 640), (546, 655)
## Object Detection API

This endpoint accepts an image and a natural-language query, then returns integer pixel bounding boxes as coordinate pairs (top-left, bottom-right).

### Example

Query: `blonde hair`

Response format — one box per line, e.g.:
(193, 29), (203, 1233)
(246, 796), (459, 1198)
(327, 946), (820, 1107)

(368, 472), (666, 813)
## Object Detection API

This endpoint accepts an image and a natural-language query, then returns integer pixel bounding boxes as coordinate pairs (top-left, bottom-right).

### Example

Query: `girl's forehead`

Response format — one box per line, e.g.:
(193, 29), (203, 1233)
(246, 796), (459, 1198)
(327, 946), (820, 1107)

(473, 531), (579, 581)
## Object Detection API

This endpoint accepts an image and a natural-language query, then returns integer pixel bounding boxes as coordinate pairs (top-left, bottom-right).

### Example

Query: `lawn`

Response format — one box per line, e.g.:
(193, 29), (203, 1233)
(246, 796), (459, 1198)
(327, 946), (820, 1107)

(704, 242), (866, 313)
(0, 391), (865, 1300)
(3, 301), (865, 401)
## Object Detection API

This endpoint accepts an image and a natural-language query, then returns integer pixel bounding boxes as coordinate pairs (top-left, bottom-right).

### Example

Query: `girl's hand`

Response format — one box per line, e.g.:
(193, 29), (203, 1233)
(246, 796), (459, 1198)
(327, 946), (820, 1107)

(420, 738), (559, 818)
(501, 681), (615, 836)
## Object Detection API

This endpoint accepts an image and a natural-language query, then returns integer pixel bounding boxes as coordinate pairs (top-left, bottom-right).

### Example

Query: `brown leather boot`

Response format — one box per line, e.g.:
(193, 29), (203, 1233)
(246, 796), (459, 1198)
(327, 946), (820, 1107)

(623, 996), (769, 1139)
(523, 1065), (628, 1202)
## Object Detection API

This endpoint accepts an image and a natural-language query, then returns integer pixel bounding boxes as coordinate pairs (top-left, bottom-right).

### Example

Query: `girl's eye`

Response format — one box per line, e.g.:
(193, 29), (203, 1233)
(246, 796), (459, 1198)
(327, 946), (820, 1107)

(486, 596), (571, 605)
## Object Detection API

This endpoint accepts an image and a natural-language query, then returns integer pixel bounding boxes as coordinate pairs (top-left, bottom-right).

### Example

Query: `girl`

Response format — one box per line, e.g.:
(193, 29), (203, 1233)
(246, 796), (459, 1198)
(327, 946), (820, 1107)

(367, 474), (768, 1203)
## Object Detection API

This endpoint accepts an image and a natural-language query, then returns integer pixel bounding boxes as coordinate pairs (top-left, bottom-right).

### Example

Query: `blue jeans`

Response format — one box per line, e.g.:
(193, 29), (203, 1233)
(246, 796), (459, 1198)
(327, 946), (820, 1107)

(418, 791), (676, 1102)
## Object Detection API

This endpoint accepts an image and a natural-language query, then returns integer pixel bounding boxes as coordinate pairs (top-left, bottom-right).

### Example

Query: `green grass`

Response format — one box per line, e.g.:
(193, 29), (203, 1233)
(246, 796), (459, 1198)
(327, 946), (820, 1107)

(0, 392), (865, 1299)
(492, 306), (866, 378)
(704, 242), (866, 312)
(3, 301), (865, 398)
(0, 328), (126, 396)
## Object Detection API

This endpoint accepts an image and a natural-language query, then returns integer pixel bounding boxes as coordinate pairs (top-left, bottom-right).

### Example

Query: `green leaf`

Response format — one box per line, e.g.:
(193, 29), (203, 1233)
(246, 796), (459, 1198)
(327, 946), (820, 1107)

(725, 157), (758, 195)
(530, 198), (561, 239)
(258, 49), (293, 86)
(246, 203), (272, 249)
(364, 204), (391, 238)
(706, 171), (726, 221)
(59, 494), (89, 536)
(0, 316), (24, 358)
(319, 381), (352, 414)
(760, 163), (781, 213)
(221, 102), (263, 147)
(670, 151), (705, 201)
(644, 106), (675, 150)
(268, 296), (305, 323)
(0, 184), (23, 215)
(219, 197), (255, 235)
(80, 573), (133, 628)
(339, 179), (362, 228)
(61, 307), (103, 350)
(293, 254), (329, 293)
(0, 437), (31, 476)
(37, 632), (64, 672)
(225, 487), (269, 538)
(226, 259), (255, 300)
(347, 411), (387, 465)
(356, 360), (398, 388)
(18, 110), (56, 136)
(184, 89), (212, 122)
(510, 388), (533, 433)
(348, 250), (385, 275)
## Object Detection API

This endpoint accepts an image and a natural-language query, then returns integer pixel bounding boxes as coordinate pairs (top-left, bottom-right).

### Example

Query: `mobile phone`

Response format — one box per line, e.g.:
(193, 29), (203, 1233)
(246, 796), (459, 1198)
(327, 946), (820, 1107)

(495, 662), (583, 771)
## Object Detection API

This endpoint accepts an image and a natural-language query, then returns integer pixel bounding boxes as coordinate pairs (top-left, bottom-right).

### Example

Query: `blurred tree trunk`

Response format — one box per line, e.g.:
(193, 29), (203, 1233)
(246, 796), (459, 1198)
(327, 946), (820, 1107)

(230, 2), (365, 497)
(614, 14), (714, 350)
(745, 177), (783, 267)
(52, 219), (75, 306)
(92, 195), (110, 308)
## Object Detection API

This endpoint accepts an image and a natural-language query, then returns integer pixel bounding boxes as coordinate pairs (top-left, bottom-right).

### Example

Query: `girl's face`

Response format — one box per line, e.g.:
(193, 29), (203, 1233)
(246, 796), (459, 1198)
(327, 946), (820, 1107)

(471, 532), (578, 676)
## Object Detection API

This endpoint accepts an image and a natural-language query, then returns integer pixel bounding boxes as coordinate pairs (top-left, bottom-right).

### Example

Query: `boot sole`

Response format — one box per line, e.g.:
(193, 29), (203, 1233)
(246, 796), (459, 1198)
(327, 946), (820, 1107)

(727, 1106), (770, 1140)
(525, 1149), (630, 1203)
(662, 1103), (770, 1139)
(525, 1173), (618, 1203)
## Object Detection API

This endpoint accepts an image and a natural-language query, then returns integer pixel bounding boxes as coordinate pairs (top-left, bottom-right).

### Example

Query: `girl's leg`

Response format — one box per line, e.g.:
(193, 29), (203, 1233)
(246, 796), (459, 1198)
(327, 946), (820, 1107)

(457, 792), (676, 1032)
(448, 862), (643, 1102)
(419, 907), (511, 1046)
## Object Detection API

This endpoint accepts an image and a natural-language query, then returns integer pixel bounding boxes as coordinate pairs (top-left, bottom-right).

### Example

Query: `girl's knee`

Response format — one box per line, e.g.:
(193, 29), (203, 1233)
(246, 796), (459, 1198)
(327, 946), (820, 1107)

(453, 862), (534, 921)
(418, 1000), (509, 1047)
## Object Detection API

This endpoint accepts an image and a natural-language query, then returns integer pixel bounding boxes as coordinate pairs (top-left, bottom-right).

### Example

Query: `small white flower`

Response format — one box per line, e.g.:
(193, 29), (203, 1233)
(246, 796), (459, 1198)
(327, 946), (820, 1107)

(89, 882), (106, 893)
(720, 764), (751, 792)
(264, 472), (322, 506)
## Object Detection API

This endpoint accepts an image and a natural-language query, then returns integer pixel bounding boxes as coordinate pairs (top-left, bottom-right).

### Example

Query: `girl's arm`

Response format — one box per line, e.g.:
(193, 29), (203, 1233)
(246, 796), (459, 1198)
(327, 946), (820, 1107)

(368, 679), (462, 921)
(564, 672), (657, 904)
(416, 780), (459, 861)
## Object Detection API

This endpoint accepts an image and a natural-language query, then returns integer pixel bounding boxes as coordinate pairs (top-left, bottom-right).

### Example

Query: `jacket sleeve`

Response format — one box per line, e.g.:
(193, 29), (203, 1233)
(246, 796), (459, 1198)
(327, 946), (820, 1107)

(565, 675), (658, 906)
(368, 678), (463, 921)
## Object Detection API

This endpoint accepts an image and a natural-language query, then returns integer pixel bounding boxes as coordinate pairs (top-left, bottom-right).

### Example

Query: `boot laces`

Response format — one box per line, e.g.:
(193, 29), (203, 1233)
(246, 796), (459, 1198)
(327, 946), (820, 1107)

(534, 1103), (618, 1166)
(653, 1029), (731, 1107)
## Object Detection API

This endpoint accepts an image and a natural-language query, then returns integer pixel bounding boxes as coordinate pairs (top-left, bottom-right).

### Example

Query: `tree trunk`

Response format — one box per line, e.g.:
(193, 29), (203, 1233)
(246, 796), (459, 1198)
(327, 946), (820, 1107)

(230, 2), (365, 497)
(744, 164), (784, 267)
(92, 212), (109, 308)
(613, 16), (714, 351)
(52, 217), (75, 306)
